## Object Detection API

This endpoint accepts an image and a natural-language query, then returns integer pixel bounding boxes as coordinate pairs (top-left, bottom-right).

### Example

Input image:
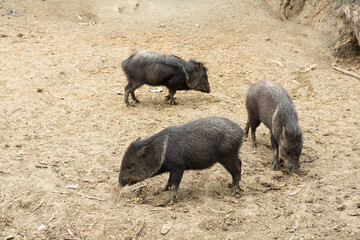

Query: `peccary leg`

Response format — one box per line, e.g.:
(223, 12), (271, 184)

(162, 173), (172, 191)
(131, 92), (140, 103)
(220, 155), (242, 196)
(169, 170), (184, 204)
(251, 127), (258, 148)
(271, 135), (280, 170)
(124, 83), (141, 107)
(244, 122), (250, 137)
(168, 89), (178, 105)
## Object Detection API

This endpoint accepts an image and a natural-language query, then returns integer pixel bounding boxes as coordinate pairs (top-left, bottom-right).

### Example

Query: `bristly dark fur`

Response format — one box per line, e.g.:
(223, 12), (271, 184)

(123, 50), (200, 72)
(119, 117), (243, 203)
(245, 81), (303, 172)
(121, 50), (210, 106)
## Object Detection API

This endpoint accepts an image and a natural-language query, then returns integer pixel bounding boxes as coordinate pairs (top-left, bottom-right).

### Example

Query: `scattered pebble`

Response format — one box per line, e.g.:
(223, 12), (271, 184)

(271, 171), (283, 180)
(336, 205), (346, 211)
(37, 88), (43, 93)
(15, 144), (22, 148)
(7, 9), (23, 17)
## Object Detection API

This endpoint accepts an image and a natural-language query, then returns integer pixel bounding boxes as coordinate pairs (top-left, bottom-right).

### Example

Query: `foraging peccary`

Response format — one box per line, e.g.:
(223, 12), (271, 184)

(121, 50), (210, 106)
(244, 81), (302, 172)
(118, 117), (243, 204)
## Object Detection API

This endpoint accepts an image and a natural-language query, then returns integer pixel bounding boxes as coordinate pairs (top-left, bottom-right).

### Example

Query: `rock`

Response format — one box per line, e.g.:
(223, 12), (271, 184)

(336, 205), (346, 211)
(271, 171), (283, 180)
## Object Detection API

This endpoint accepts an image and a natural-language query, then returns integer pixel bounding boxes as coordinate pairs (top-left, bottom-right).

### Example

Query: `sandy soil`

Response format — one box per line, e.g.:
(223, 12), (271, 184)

(1, 0), (359, 239)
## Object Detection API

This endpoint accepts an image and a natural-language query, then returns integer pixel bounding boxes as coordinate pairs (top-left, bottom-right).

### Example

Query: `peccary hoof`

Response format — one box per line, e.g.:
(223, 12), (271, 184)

(272, 161), (280, 170)
(162, 186), (171, 192)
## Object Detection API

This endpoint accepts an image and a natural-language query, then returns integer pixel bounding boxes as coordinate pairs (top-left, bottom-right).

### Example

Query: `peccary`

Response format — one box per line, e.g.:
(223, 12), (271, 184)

(118, 117), (243, 204)
(121, 50), (210, 106)
(244, 81), (303, 172)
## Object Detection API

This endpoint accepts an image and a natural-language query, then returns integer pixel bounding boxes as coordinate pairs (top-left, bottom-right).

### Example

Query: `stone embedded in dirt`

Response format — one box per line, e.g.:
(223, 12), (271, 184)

(67, 184), (79, 189)
(15, 144), (22, 148)
(0, 34), (8, 38)
(336, 205), (346, 211)
(289, 187), (302, 196)
(271, 171), (284, 180)
(34, 224), (48, 235)
(17, 33), (24, 38)
(161, 221), (173, 235)
(4, 233), (18, 240)
(37, 88), (43, 93)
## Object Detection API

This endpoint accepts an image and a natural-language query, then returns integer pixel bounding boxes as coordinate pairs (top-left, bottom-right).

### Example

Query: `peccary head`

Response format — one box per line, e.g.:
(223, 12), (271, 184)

(279, 127), (303, 173)
(119, 136), (168, 187)
(187, 61), (210, 93)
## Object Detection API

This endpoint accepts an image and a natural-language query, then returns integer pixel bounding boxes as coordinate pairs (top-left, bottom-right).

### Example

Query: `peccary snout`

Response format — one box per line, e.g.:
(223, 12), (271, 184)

(287, 161), (300, 173)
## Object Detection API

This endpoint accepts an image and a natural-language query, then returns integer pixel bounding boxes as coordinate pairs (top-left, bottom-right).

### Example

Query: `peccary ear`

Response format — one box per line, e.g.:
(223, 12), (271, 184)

(136, 145), (148, 157)
(135, 137), (141, 142)
(196, 62), (202, 70)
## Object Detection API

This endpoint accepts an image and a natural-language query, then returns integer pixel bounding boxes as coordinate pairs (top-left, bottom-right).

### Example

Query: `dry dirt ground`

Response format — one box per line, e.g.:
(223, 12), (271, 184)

(1, 0), (360, 239)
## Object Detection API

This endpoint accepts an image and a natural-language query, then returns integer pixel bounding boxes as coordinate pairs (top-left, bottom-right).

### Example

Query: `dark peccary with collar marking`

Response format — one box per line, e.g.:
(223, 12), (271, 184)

(118, 117), (243, 204)
(244, 81), (303, 173)
(121, 50), (210, 106)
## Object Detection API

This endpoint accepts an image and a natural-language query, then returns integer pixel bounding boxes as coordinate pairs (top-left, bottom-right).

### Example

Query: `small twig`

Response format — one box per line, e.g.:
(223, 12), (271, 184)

(32, 200), (45, 212)
(210, 208), (233, 214)
(85, 221), (97, 230)
(74, 192), (105, 201)
(132, 183), (147, 191)
(133, 221), (146, 240)
(2, 193), (22, 207)
(270, 59), (284, 68)
(46, 213), (56, 223)
(332, 65), (360, 80)
(53, 190), (104, 201)
(62, 159), (69, 167)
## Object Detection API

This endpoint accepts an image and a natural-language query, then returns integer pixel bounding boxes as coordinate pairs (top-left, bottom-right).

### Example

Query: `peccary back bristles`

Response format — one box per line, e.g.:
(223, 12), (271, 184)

(119, 117), (243, 202)
(245, 81), (302, 172)
(122, 50), (199, 72)
(121, 50), (210, 106)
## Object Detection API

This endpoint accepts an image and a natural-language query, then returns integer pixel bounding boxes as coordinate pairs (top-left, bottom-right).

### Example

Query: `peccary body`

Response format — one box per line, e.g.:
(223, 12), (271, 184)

(119, 117), (243, 203)
(244, 81), (302, 172)
(121, 50), (210, 106)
